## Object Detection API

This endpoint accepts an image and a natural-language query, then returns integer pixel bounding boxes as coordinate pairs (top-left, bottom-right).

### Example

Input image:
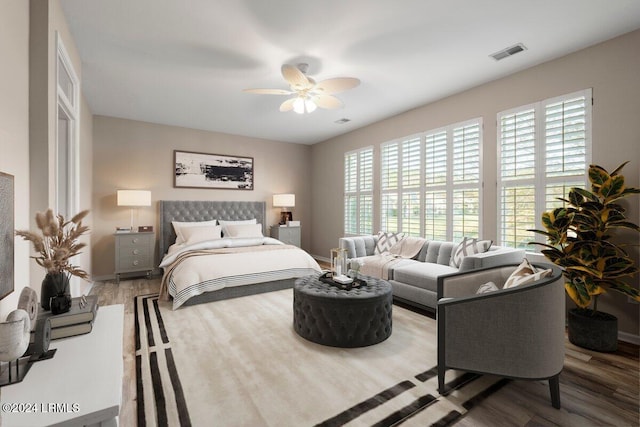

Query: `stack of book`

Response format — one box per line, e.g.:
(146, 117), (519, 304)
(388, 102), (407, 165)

(32, 295), (99, 341)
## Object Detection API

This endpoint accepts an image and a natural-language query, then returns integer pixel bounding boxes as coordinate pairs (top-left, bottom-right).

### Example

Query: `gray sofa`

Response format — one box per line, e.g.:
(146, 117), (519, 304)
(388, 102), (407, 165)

(339, 235), (525, 313)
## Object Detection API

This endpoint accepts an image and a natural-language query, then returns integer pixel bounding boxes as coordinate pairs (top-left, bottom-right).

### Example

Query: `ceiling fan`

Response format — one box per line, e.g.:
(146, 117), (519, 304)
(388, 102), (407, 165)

(243, 64), (360, 114)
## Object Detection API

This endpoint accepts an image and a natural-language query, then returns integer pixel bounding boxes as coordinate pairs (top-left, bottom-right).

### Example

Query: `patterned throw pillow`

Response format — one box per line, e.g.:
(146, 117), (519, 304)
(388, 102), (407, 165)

(374, 231), (405, 254)
(476, 281), (499, 294)
(449, 237), (492, 268)
(503, 258), (553, 288)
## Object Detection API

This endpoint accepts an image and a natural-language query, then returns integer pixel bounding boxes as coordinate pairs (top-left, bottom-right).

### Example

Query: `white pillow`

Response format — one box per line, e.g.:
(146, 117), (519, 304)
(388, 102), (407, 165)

(476, 281), (499, 294)
(172, 219), (218, 244)
(450, 237), (492, 268)
(374, 231), (405, 254)
(218, 219), (257, 236)
(503, 258), (553, 289)
(180, 225), (222, 245)
(223, 223), (263, 238)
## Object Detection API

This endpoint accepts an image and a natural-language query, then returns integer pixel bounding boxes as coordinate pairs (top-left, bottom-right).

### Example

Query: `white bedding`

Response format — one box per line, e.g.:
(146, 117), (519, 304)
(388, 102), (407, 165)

(160, 237), (321, 309)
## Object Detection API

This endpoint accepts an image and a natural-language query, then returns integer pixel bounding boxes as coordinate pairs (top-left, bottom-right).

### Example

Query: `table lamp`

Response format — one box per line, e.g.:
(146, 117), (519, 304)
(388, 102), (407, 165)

(273, 194), (295, 225)
(117, 190), (151, 230)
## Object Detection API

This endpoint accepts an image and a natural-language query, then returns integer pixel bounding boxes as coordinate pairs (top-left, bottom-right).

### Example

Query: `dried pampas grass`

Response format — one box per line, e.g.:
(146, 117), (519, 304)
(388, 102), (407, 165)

(16, 209), (90, 280)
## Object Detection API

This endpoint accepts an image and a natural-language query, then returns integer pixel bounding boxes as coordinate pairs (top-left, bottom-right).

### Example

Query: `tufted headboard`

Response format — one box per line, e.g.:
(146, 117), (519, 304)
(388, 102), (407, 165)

(158, 200), (266, 257)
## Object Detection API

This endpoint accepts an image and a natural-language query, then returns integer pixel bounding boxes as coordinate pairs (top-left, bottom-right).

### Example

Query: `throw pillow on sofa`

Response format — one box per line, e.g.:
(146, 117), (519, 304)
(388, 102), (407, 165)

(449, 237), (492, 268)
(503, 258), (552, 288)
(476, 281), (499, 294)
(374, 231), (405, 254)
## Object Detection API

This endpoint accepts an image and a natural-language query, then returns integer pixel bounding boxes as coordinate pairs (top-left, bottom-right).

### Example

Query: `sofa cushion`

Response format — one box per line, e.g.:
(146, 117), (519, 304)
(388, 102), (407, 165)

(392, 262), (458, 293)
(450, 237), (492, 268)
(374, 231), (405, 254)
(420, 241), (455, 265)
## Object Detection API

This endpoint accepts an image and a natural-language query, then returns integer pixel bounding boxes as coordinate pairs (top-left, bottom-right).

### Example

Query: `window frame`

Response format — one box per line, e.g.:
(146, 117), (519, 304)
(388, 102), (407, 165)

(380, 118), (483, 240)
(497, 88), (592, 249)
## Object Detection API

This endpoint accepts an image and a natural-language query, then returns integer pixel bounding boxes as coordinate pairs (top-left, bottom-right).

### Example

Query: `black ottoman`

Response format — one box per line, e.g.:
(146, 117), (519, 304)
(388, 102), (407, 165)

(293, 274), (393, 348)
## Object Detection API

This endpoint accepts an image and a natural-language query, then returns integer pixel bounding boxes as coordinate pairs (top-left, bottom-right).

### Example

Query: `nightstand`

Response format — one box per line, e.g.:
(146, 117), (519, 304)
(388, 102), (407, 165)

(114, 232), (154, 283)
(270, 226), (301, 247)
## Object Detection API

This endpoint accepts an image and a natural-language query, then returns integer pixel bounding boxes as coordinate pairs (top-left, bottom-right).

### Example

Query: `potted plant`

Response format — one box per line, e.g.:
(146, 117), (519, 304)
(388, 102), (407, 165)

(16, 209), (90, 313)
(530, 162), (640, 352)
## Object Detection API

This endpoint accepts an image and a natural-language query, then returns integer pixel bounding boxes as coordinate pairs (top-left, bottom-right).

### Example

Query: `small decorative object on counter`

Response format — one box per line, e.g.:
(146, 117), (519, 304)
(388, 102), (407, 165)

(16, 209), (90, 312)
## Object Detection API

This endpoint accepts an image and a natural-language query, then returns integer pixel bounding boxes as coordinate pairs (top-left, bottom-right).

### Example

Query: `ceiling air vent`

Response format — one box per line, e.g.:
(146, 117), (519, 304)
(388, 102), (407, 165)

(490, 43), (527, 61)
(335, 118), (351, 124)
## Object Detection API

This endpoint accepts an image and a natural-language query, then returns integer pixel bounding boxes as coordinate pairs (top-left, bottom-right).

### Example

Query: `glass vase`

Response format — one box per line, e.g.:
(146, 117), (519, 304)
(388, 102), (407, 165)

(330, 248), (347, 277)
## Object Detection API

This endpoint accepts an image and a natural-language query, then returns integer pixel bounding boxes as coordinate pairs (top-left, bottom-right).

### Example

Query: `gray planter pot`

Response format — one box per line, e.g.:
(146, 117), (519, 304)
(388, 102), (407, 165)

(568, 308), (618, 352)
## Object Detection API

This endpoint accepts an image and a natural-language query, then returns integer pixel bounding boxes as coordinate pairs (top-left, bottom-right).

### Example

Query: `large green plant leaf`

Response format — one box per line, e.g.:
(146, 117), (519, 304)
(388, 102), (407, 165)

(600, 176), (626, 201)
(565, 280), (592, 308)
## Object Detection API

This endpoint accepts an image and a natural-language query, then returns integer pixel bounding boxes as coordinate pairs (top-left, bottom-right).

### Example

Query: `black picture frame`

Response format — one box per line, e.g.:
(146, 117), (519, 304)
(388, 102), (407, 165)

(174, 150), (254, 190)
(0, 172), (14, 300)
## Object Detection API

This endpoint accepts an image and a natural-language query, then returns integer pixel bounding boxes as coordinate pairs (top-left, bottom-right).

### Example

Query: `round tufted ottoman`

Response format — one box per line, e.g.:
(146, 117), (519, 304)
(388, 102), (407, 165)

(293, 274), (393, 347)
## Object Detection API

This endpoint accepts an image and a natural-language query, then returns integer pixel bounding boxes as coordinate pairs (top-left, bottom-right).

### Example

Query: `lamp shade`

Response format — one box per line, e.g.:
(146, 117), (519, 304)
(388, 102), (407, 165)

(117, 190), (151, 207)
(273, 194), (295, 208)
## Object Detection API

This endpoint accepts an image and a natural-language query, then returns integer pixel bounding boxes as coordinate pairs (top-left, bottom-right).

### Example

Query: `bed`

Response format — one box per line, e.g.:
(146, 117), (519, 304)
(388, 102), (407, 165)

(158, 200), (321, 309)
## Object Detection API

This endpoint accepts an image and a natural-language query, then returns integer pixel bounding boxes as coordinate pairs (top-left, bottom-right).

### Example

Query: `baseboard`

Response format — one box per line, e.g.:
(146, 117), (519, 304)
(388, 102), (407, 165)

(618, 331), (640, 345)
(313, 255), (331, 264)
(91, 274), (114, 282)
(91, 270), (161, 283)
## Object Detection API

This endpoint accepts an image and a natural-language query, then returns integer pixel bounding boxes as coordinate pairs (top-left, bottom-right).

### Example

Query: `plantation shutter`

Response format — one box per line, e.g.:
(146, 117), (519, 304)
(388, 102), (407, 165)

(344, 147), (374, 235)
(452, 123), (481, 239)
(381, 142), (400, 232)
(425, 130), (447, 239)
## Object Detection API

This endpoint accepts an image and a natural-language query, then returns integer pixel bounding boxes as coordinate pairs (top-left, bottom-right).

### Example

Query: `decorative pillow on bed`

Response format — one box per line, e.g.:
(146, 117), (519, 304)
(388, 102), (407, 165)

(374, 231), (405, 254)
(449, 237), (492, 268)
(180, 225), (222, 245)
(219, 219), (257, 236)
(503, 258), (553, 289)
(223, 223), (263, 238)
(172, 219), (218, 245)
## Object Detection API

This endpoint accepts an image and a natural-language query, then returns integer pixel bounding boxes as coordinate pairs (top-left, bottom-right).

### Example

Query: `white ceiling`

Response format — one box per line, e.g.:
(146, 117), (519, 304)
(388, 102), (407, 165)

(60, 0), (640, 145)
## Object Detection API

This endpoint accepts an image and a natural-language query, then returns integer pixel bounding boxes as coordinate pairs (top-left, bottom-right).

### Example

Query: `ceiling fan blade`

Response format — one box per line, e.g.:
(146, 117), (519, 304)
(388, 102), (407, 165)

(314, 77), (360, 94)
(281, 64), (311, 89)
(315, 94), (343, 110)
(243, 88), (293, 95)
(279, 98), (296, 112)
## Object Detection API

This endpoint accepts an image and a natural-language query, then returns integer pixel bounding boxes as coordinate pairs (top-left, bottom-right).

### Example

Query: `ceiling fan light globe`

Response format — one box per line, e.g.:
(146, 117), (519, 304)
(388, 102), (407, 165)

(305, 99), (317, 113)
(293, 97), (305, 114)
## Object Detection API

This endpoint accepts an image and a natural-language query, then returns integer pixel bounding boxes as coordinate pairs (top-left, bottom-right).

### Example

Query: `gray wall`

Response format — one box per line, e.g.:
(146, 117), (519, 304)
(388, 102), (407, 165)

(91, 116), (312, 278)
(310, 29), (640, 338)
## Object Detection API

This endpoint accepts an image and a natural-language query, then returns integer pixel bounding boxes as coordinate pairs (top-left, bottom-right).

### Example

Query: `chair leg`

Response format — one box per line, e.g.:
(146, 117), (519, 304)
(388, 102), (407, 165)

(549, 374), (561, 409)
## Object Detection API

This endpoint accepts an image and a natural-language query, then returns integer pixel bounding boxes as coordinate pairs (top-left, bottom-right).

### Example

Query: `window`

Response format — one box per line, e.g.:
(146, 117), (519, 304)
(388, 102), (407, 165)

(380, 119), (482, 239)
(498, 89), (591, 249)
(56, 34), (80, 219)
(344, 147), (373, 235)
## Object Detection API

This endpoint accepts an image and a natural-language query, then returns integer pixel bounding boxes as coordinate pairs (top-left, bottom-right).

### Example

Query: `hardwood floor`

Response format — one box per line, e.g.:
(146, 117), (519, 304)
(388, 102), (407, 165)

(92, 278), (639, 427)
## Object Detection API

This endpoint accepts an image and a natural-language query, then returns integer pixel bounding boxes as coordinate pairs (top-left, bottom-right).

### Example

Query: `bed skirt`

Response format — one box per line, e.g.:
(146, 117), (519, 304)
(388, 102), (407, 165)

(180, 278), (297, 307)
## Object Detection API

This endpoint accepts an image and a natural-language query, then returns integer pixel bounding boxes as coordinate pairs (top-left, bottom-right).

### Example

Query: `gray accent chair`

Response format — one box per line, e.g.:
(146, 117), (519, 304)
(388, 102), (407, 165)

(437, 263), (564, 409)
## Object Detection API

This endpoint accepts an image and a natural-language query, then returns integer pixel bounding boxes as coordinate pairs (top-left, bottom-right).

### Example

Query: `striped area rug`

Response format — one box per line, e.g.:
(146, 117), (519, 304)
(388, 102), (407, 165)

(135, 292), (508, 426)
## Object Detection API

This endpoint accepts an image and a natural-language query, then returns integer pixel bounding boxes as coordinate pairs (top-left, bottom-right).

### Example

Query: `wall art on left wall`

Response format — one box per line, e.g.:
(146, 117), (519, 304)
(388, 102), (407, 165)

(174, 150), (254, 190)
(0, 172), (14, 300)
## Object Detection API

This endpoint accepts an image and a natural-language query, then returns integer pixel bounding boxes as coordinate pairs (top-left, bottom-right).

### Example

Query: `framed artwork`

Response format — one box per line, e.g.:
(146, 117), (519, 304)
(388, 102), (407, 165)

(174, 150), (254, 190)
(0, 172), (14, 300)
